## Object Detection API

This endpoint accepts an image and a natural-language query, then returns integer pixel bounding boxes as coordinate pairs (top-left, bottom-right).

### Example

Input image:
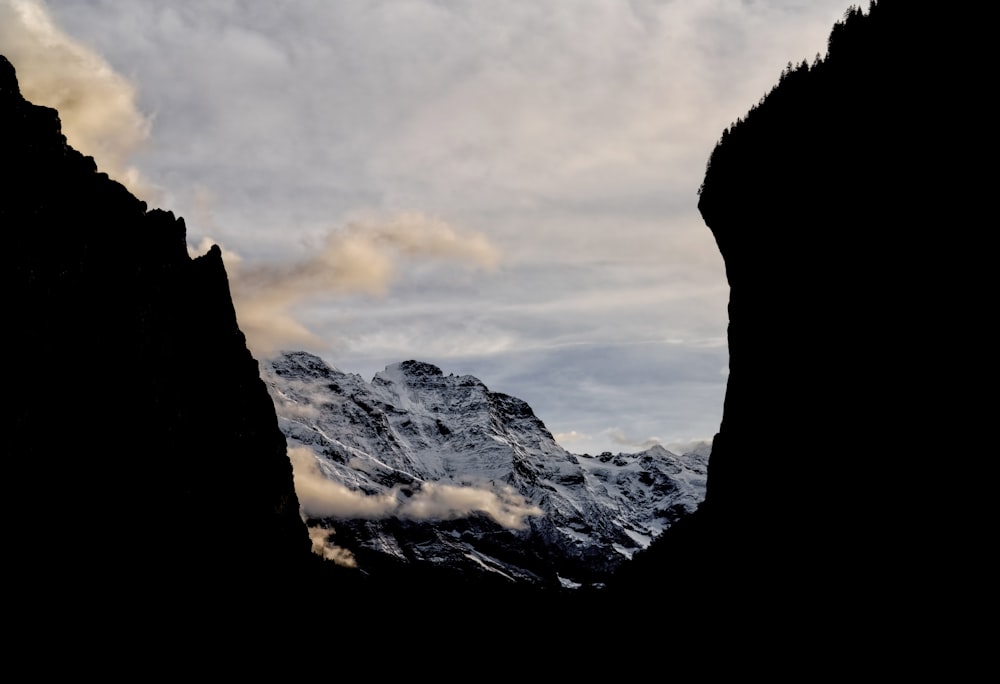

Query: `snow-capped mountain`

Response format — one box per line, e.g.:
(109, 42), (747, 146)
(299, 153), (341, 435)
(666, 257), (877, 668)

(264, 351), (708, 588)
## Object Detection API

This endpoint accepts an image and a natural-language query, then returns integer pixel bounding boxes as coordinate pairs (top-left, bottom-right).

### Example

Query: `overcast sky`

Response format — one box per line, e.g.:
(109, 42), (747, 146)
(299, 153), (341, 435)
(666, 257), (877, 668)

(2, 0), (852, 456)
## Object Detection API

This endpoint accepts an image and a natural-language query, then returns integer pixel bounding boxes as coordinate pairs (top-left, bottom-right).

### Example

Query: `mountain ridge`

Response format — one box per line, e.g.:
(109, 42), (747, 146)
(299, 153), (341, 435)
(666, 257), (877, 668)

(265, 350), (708, 587)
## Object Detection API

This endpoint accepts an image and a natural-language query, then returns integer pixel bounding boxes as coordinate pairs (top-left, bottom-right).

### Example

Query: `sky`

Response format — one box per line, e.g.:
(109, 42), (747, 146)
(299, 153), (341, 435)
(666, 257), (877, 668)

(1, 0), (853, 456)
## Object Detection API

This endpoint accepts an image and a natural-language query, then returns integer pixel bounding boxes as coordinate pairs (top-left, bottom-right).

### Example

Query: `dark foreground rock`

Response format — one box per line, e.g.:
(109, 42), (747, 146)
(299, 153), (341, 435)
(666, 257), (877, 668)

(3, 54), (312, 625)
(613, 2), (983, 644)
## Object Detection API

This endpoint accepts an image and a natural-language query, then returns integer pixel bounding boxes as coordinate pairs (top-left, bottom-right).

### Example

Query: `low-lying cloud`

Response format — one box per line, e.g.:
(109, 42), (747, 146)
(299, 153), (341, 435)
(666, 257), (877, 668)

(212, 212), (501, 357)
(398, 481), (543, 530)
(554, 430), (592, 446)
(289, 446), (541, 530)
(607, 428), (662, 451)
(307, 526), (358, 568)
(0, 0), (154, 198)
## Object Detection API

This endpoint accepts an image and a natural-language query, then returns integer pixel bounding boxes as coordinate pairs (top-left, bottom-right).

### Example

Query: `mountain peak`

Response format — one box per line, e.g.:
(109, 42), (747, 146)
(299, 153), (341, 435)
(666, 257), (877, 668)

(641, 443), (671, 457)
(395, 359), (444, 377)
(271, 350), (342, 378)
(264, 351), (707, 587)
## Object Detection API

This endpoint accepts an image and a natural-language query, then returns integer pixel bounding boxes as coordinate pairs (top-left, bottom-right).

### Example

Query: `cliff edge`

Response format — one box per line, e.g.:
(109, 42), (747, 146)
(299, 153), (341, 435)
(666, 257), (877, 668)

(616, 1), (980, 633)
(3, 54), (312, 622)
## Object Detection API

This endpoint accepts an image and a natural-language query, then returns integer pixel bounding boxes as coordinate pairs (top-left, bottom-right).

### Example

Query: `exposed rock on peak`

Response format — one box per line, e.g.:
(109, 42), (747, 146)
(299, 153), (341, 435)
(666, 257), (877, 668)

(395, 359), (444, 376)
(264, 351), (708, 587)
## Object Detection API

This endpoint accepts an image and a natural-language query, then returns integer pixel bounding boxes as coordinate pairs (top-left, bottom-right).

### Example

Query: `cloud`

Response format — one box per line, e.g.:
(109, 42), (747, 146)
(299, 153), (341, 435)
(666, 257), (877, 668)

(27, 0), (849, 463)
(289, 446), (400, 519)
(307, 526), (358, 568)
(398, 482), (542, 530)
(269, 387), (323, 423)
(553, 430), (592, 445)
(0, 0), (154, 198)
(665, 438), (713, 456)
(606, 428), (662, 451)
(288, 446), (541, 530)
(217, 212), (501, 357)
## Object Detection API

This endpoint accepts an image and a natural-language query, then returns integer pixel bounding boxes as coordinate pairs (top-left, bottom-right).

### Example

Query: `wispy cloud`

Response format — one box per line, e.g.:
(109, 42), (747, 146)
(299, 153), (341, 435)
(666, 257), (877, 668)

(200, 212), (501, 357)
(307, 526), (357, 568)
(26, 0), (851, 455)
(607, 428), (662, 451)
(288, 446), (542, 530)
(553, 430), (592, 446)
(398, 482), (542, 530)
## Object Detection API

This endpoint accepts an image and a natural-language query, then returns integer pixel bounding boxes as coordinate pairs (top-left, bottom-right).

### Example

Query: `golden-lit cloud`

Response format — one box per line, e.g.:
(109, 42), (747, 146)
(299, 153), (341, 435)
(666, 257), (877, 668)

(0, 0), (154, 198)
(398, 481), (542, 530)
(289, 446), (400, 518)
(307, 526), (358, 568)
(215, 212), (501, 357)
(288, 446), (541, 530)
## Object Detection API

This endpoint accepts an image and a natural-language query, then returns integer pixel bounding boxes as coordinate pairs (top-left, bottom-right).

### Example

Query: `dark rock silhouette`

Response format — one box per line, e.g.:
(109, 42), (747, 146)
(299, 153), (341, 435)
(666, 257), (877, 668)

(3, 1), (979, 653)
(1, 53), (564, 641)
(613, 1), (977, 636)
(2, 54), (312, 623)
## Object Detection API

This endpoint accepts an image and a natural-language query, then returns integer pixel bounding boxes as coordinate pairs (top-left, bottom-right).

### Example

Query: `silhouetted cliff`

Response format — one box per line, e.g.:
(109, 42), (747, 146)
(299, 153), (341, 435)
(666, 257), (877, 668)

(615, 1), (979, 632)
(0, 51), (595, 645)
(4, 1), (981, 649)
(2, 55), (312, 623)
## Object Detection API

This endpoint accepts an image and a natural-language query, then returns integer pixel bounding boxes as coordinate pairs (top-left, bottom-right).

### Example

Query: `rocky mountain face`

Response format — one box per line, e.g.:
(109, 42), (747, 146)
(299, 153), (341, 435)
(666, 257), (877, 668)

(265, 351), (708, 588)
(3, 55), (312, 622)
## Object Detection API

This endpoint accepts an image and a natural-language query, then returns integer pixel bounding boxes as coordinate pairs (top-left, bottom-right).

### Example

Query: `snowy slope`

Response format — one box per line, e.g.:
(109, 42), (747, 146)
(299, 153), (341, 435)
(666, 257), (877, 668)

(264, 351), (708, 588)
